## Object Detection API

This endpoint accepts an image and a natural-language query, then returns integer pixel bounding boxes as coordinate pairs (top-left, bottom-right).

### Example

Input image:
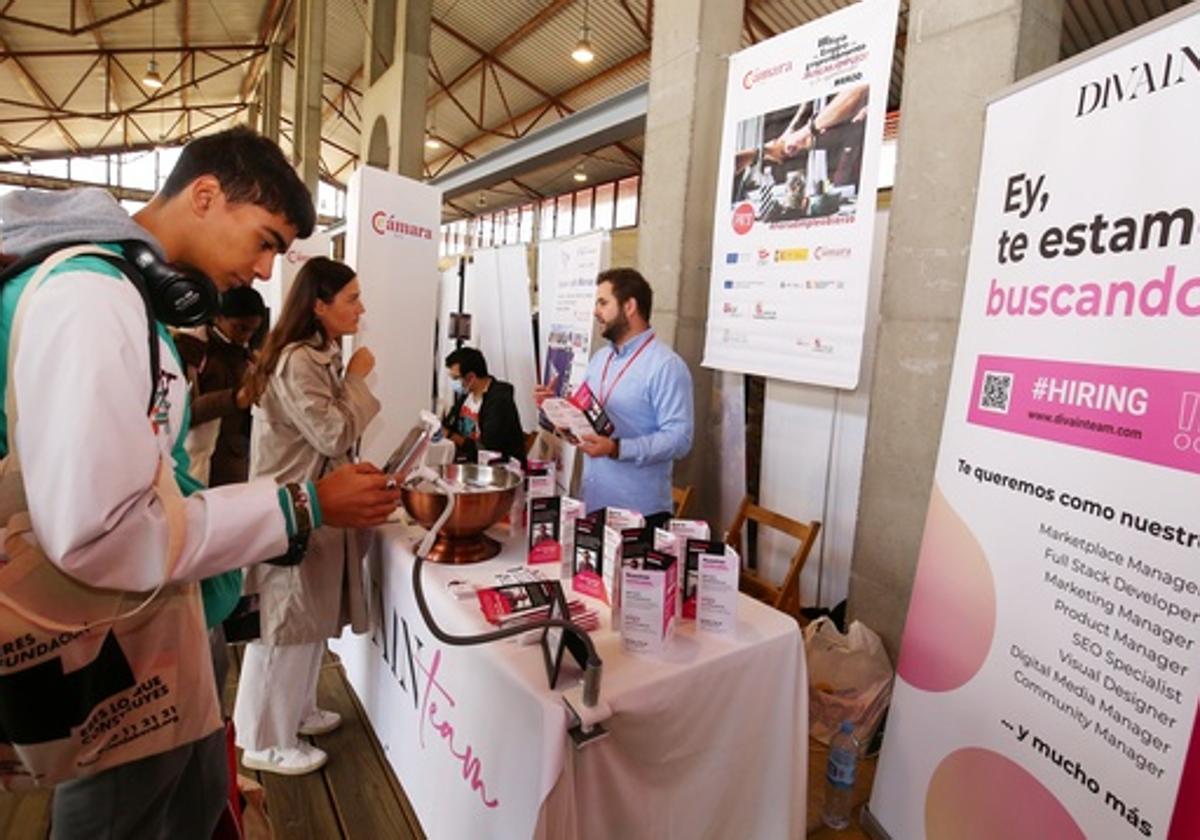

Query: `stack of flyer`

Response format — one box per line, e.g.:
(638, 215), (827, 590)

(476, 579), (599, 632)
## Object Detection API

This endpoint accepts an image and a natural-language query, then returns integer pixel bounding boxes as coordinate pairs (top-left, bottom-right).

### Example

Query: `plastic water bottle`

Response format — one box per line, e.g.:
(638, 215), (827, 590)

(822, 721), (860, 830)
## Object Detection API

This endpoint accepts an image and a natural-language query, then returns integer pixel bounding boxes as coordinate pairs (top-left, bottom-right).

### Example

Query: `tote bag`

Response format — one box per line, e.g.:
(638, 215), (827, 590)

(0, 246), (220, 789)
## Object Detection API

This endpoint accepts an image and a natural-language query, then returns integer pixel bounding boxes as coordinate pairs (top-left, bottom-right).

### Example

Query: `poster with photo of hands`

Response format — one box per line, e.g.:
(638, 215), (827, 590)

(703, 0), (898, 389)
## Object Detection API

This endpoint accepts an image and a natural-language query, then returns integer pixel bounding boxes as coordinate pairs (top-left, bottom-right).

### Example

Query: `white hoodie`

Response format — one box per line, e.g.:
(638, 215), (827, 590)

(0, 188), (288, 590)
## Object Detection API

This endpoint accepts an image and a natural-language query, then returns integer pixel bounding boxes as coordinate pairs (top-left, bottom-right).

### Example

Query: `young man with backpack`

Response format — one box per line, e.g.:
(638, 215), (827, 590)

(0, 128), (399, 838)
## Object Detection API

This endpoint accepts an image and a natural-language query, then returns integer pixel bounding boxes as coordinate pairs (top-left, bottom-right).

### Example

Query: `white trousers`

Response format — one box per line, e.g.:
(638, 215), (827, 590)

(233, 640), (324, 751)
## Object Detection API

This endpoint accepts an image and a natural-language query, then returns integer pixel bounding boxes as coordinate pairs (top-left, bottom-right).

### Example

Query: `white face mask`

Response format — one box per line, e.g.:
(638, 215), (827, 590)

(450, 378), (465, 396)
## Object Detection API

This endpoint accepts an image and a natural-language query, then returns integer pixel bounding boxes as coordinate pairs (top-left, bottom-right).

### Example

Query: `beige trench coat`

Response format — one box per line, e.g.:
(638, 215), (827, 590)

(243, 337), (381, 645)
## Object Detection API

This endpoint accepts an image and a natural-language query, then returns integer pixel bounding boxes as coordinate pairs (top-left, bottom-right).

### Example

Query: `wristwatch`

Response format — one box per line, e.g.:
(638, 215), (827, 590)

(267, 482), (313, 566)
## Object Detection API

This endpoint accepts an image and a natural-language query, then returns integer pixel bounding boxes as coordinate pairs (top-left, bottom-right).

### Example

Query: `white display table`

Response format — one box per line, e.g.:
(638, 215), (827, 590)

(329, 522), (807, 839)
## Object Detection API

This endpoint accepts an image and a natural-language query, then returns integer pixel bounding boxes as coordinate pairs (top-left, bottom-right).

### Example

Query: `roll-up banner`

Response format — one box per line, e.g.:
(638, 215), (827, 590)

(345, 165), (441, 467)
(869, 7), (1200, 839)
(703, 0), (897, 388)
(536, 230), (608, 493)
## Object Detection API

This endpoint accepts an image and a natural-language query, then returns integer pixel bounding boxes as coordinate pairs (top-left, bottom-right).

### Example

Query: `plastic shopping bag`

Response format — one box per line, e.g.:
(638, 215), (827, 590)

(804, 616), (894, 745)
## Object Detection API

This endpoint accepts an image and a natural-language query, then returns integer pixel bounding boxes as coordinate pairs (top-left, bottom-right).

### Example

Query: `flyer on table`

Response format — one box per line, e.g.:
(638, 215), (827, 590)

(702, 0), (898, 388)
(870, 7), (1200, 840)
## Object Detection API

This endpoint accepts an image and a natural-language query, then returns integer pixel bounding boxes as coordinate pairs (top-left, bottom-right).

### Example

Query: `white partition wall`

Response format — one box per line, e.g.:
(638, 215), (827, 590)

(757, 207), (888, 608)
(493, 246), (538, 432)
(437, 247), (538, 432)
(263, 230), (333, 324)
(344, 166), (442, 466)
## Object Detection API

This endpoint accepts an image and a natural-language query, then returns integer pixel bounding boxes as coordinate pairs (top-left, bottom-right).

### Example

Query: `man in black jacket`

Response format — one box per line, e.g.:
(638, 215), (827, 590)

(443, 347), (526, 466)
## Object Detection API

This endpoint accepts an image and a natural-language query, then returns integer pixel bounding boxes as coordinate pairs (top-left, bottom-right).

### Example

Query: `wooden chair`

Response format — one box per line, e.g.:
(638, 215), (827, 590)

(723, 495), (820, 624)
(672, 485), (693, 518)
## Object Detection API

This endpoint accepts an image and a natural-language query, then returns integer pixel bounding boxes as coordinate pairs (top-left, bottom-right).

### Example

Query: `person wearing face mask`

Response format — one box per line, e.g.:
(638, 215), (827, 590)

(534, 268), (693, 523)
(174, 286), (267, 488)
(442, 346), (527, 466)
(233, 256), (381, 776)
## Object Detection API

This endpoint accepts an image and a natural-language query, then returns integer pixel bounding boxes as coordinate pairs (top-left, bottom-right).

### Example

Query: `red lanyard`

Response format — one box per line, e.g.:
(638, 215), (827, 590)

(598, 333), (654, 407)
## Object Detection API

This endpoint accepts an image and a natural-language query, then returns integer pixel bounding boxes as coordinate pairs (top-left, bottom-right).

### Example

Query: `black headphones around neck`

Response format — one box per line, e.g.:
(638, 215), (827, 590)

(120, 240), (219, 328)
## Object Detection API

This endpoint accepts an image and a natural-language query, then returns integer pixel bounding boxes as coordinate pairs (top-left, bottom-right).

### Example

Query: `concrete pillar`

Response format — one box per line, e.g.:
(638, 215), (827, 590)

(849, 0), (1063, 657)
(262, 42), (284, 145)
(636, 0), (745, 526)
(293, 0), (326, 196)
(359, 0), (432, 178)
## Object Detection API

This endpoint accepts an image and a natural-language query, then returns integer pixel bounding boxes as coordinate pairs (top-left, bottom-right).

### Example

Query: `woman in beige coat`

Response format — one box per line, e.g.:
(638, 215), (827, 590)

(234, 256), (381, 776)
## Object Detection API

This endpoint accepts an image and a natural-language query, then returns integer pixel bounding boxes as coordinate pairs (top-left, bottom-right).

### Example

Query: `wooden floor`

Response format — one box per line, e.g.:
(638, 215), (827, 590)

(0, 646), (425, 840)
(2, 644), (880, 840)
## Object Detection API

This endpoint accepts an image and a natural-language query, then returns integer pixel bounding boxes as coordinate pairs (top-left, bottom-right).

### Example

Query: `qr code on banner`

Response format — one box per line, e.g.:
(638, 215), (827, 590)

(979, 371), (1013, 414)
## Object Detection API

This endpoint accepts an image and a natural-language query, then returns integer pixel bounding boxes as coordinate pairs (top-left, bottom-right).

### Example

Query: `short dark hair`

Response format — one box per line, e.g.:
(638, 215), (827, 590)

(445, 346), (488, 378)
(598, 267), (652, 321)
(219, 285), (266, 318)
(160, 127), (316, 238)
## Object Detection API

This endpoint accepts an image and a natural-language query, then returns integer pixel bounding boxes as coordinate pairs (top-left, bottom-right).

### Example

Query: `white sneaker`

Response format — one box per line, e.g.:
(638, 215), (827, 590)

(242, 742), (328, 776)
(298, 708), (342, 736)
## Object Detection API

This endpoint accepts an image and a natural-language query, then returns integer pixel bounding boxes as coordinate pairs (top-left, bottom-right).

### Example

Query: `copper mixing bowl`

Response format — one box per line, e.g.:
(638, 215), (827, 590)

(400, 464), (521, 563)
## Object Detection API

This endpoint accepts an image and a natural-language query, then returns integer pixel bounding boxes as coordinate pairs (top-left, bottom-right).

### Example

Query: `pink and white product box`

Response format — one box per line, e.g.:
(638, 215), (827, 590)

(527, 497), (564, 565)
(570, 507), (643, 605)
(559, 497), (585, 579)
(682, 538), (724, 619)
(620, 550), (679, 654)
(526, 458), (556, 499)
(697, 545), (739, 635)
(526, 496), (585, 568)
(603, 508), (643, 614)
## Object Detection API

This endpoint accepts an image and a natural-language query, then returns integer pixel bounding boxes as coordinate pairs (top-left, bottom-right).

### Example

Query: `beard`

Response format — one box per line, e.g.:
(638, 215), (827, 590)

(601, 310), (630, 343)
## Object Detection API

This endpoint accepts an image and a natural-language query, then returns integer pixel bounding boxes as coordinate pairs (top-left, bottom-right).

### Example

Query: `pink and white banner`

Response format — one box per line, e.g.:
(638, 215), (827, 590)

(870, 7), (1200, 839)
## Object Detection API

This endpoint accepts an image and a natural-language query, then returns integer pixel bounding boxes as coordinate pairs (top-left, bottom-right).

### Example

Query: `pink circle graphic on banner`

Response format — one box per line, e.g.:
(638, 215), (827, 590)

(732, 203), (755, 235)
(896, 484), (996, 692)
(926, 748), (1084, 839)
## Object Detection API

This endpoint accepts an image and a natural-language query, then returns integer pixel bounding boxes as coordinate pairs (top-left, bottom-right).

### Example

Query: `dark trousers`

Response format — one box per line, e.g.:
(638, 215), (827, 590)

(51, 726), (228, 840)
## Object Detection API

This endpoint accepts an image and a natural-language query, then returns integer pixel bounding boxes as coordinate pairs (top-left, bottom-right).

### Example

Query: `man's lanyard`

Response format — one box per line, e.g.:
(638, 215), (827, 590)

(598, 332), (654, 407)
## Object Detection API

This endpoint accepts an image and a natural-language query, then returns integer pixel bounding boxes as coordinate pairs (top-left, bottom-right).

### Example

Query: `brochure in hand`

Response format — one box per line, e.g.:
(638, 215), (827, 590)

(539, 382), (615, 445)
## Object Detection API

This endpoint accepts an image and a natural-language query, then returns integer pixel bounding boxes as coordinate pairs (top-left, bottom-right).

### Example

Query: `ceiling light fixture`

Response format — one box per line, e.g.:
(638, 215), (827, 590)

(143, 59), (164, 90)
(425, 122), (442, 150)
(143, 5), (163, 89)
(571, 0), (595, 64)
(573, 164), (587, 183)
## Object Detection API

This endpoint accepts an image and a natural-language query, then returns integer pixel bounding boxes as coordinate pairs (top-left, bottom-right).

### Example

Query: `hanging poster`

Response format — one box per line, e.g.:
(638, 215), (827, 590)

(536, 231), (608, 493)
(538, 231), (607, 398)
(869, 7), (1200, 839)
(702, 0), (897, 388)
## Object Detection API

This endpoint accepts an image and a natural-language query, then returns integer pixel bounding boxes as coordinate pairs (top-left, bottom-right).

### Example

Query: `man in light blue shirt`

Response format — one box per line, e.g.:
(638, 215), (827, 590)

(570, 268), (694, 517)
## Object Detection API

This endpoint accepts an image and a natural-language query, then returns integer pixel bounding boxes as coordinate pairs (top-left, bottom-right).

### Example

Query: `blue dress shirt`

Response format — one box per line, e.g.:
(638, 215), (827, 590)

(579, 330), (694, 515)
